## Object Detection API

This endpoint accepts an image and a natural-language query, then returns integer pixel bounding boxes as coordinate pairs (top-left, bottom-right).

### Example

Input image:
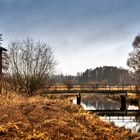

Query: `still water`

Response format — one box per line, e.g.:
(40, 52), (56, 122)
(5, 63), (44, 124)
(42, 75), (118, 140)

(73, 94), (140, 133)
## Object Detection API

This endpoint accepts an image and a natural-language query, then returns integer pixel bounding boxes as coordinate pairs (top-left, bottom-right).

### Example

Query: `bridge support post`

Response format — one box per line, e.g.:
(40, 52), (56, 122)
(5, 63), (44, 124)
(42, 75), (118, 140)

(120, 95), (127, 111)
(77, 93), (81, 105)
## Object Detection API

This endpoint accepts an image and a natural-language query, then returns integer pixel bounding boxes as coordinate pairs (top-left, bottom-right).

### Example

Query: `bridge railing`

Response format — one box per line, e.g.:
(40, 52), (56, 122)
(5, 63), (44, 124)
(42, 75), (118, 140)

(45, 84), (140, 92)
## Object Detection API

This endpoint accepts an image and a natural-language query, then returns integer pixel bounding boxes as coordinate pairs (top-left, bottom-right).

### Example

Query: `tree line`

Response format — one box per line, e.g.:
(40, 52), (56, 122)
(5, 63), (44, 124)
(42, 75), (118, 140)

(55, 66), (133, 86)
(76, 66), (133, 85)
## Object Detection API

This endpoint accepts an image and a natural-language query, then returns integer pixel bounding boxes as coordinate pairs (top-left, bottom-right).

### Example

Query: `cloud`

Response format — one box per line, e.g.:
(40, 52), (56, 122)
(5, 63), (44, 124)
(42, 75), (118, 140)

(0, 0), (140, 74)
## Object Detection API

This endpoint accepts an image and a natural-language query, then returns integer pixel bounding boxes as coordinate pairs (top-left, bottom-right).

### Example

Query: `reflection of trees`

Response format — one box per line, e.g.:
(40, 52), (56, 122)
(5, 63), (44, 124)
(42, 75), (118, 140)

(82, 95), (120, 110)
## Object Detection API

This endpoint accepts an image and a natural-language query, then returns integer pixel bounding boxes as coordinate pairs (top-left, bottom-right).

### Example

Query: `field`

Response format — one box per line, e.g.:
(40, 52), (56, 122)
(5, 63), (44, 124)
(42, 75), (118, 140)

(0, 93), (139, 139)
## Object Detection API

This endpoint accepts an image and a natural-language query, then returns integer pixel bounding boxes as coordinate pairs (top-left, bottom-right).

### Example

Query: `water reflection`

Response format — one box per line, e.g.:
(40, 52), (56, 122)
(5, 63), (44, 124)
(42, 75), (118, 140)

(73, 94), (140, 133)
(81, 95), (120, 110)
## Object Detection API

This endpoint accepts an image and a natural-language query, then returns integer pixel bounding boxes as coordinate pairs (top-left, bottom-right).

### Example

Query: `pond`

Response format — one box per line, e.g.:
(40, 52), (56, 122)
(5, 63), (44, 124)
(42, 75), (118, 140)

(73, 94), (140, 133)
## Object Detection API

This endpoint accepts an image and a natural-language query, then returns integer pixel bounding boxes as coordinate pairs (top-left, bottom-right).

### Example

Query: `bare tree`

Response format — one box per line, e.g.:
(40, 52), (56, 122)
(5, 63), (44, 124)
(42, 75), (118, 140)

(8, 38), (56, 95)
(127, 35), (140, 83)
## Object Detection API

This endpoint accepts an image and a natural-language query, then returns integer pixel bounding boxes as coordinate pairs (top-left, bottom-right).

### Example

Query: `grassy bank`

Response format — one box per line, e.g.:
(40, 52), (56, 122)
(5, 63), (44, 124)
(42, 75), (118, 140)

(0, 93), (139, 139)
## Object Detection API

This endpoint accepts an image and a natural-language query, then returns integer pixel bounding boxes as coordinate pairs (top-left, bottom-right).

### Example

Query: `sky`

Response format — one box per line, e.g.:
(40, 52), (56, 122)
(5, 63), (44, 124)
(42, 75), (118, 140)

(0, 0), (140, 75)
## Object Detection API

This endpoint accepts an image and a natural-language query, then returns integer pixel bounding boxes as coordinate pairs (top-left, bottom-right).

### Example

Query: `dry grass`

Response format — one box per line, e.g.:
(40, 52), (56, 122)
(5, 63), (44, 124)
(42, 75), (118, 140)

(0, 93), (139, 140)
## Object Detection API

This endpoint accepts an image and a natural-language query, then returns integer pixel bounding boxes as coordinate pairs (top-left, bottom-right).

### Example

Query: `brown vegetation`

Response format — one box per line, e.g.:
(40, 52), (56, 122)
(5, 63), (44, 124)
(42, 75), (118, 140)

(0, 93), (139, 139)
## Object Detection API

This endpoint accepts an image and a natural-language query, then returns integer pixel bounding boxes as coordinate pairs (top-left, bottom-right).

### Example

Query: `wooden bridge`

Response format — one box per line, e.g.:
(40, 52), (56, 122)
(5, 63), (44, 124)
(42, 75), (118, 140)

(46, 84), (140, 116)
(46, 84), (140, 94)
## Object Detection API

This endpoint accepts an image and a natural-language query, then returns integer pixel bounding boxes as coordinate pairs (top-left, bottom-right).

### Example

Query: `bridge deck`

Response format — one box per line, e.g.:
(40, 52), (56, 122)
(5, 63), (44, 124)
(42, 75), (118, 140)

(47, 90), (128, 94)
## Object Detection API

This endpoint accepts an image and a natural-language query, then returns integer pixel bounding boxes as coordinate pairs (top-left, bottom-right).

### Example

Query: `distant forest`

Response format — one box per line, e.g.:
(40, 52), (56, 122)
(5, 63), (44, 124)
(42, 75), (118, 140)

(56, 66), (134, 85)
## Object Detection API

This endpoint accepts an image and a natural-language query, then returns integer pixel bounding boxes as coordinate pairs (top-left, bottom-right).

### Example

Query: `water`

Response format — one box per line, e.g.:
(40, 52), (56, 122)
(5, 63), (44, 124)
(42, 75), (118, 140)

(73, 94), (140, 133)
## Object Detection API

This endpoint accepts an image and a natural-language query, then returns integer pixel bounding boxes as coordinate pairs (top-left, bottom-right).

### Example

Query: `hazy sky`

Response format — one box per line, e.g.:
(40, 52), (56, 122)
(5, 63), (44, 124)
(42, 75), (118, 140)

(0, 0), (140, 75)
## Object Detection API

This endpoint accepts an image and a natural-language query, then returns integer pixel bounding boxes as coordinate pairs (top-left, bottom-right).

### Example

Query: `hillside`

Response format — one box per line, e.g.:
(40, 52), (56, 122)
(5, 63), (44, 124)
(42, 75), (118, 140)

(0, 93), (139, 139)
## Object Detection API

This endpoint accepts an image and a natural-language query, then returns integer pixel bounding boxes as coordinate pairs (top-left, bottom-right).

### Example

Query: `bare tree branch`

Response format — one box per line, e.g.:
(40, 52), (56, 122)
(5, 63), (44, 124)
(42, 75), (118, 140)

(8, 38), (56, 95)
